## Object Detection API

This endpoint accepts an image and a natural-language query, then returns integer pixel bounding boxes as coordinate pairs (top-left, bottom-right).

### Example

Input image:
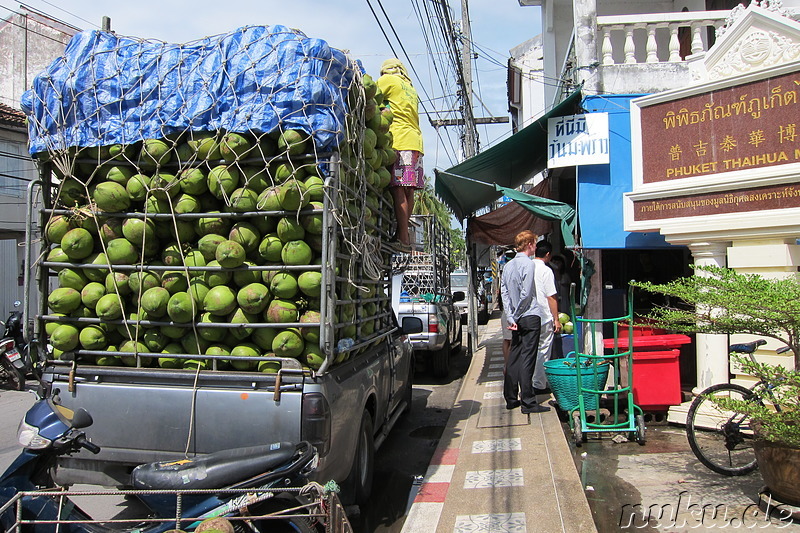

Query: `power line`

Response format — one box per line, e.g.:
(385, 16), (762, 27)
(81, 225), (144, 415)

(24, 0), (99, 30)
(0, 4), (76, 45)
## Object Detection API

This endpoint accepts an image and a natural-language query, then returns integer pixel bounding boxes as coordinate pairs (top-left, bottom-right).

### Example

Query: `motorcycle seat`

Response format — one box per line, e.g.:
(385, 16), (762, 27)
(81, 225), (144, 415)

(130, 441), (297, 490)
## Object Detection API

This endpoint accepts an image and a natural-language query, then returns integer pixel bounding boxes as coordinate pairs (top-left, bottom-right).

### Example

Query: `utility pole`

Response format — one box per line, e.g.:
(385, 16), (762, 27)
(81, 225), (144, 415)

(459, 0), (477, 159)
(459, 0), (481, 356)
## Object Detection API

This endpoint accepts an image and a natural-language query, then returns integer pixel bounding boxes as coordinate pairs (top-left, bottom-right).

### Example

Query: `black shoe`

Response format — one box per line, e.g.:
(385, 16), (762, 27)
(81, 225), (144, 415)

(522, 404), (551, 414)
(534, 387), (551, 395)
(506, 401), (521, 410)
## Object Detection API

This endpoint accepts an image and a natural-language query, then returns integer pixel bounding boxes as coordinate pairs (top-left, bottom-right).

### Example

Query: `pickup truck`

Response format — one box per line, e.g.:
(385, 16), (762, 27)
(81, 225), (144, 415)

(24, 26), (414, 507)
(394, 215), (462, 378)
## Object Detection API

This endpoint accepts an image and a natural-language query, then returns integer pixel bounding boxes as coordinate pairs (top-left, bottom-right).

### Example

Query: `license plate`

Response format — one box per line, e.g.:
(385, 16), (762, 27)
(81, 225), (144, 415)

(6, 349), (20, 363)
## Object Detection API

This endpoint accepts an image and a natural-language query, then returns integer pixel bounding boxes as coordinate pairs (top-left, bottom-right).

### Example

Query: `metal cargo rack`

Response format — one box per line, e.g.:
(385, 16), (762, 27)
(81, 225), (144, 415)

(0, 481), (353, 533)
(26, 149), (399, 378)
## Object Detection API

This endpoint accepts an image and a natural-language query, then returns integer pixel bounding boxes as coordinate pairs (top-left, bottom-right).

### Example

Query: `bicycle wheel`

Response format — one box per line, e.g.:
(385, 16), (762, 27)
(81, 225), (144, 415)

(686, 383), (762, 476)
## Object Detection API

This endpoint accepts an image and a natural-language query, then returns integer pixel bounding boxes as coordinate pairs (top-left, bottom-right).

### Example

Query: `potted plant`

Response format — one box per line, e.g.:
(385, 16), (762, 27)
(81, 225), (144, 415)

(631, 265), (800, 504)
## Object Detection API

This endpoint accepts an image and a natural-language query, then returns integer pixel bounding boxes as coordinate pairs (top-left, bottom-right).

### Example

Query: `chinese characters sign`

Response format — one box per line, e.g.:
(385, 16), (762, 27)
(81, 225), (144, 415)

(639, 69), (800, 184)
(547, 113), (609, 168)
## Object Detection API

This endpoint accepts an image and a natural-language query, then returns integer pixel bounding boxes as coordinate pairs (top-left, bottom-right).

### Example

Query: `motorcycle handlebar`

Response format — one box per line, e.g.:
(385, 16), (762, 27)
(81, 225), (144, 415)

(77, 435), (101, 454)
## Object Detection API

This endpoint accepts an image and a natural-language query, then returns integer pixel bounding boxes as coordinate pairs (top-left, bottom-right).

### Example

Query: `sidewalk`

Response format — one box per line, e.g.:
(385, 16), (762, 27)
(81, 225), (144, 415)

(401, 313), (597, 533)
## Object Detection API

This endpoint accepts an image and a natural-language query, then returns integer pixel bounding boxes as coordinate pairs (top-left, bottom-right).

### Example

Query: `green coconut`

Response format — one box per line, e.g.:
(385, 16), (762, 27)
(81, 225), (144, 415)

(197, 233), (227, 261)
(236, 283), (271, 314)
(277, 130), (309, 156)
(106, 238), (139, 264)
(45, 215), (74, 244)
(215, 240), (246, 268)
(232, 261), (261, 287)
(95, 293), (123, 320)
(141, 287), (171, 317)
(79, 325), (107, 350)
(119, 340), (151, 367)
(228, 188), (259, 213)
(265, 299), (298, 323)
(272, 328), (304, 358)
(208, 165), (240, 199)
(51, 323), (80, 351)
(204, 260), (232, 287)
(92, 182), (131, 212)
(178, 167), (208, 195)
(251, 326), (277, 351)
(80, 282), (106, 309)
(229, 343), (259, 371)
(139, 138), (172, 169)
(228, 222), (260, 253)
(256, 186), (282, 211)
(220, 132), (254, 162)
(299, 310), (321, 344)
(281, 240), (313, 266)
(258, 234), (284, 262)
(58, 268), (89, 291)
(203, 285), (237, 316)
(48, 287), (82, 314)
(105, 272), (131, 296)
(198, 311), (226, 342)
(61, 228), (94, 260)
(270, 272), (298, 299)
(161, 271), (189, 294)
(228, 307), (257, 340)
(82, 252), (109, 282)
(196, 211), (231, 237)
(126, 173), (152, 202)
(298, 271), (322, 297)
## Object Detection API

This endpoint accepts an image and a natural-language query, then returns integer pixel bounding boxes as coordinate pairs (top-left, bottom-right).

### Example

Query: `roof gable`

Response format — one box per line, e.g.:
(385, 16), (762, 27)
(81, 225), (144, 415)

(702, 5), (800, 81)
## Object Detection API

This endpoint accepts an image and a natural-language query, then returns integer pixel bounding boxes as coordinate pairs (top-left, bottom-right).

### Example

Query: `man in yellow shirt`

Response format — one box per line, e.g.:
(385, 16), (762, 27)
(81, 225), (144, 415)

(377, 58), (424, 249)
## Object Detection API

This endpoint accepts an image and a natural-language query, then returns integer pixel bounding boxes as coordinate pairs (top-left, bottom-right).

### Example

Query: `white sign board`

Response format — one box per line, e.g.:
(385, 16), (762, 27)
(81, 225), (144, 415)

(547, 113), (609, 168)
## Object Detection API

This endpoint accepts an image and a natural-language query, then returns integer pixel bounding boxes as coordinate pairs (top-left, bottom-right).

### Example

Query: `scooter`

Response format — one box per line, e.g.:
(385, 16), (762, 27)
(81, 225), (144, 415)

(0, 301), (29, 391)
(0, 396), (325, 533)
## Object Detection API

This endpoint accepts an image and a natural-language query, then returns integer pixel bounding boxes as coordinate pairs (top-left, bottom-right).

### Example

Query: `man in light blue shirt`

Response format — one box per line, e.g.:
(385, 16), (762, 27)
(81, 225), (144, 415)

(500, 230), (550, 414)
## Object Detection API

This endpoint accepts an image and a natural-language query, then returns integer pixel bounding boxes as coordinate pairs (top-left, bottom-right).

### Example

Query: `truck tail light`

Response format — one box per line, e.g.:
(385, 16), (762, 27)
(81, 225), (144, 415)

(302, 393), (331, 456)
(428, 314), (439, 333)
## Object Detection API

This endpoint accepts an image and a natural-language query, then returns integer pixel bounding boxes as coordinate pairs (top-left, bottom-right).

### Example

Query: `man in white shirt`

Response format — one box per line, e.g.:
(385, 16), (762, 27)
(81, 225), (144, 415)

(531, 241), (561, 394)
(500, 231), (549, 414)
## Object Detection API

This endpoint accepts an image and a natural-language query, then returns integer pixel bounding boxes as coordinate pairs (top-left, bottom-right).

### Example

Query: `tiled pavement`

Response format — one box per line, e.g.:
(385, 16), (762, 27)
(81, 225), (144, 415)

(401, 316), (596, 533)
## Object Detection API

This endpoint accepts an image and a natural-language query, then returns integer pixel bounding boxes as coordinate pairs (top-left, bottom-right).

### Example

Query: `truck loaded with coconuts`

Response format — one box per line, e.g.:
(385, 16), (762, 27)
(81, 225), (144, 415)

(22, 26), (415, 504)
(393, 215), (462, 378)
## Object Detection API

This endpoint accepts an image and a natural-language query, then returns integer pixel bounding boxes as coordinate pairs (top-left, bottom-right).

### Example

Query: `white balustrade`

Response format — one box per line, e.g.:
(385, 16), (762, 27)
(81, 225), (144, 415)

(597, 11), (728, 66)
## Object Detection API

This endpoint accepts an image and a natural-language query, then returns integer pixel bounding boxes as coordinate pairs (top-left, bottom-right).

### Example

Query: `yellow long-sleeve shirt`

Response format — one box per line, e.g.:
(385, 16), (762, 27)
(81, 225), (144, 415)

(376, 74), (423, 154)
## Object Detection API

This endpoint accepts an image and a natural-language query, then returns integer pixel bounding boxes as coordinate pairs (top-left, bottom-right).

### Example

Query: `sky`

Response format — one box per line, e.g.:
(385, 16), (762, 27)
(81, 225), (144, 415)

(4, 0), (542, 173)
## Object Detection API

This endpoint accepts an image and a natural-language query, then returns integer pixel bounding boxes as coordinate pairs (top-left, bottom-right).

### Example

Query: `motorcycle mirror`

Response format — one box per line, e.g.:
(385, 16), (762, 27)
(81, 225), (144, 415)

(71, 408), (93, 429)
(13, 300), (20, 308)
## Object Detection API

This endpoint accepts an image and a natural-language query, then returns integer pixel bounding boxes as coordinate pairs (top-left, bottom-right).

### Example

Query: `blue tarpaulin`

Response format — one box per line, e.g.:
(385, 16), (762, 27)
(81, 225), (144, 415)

(21, 25), (358, 155)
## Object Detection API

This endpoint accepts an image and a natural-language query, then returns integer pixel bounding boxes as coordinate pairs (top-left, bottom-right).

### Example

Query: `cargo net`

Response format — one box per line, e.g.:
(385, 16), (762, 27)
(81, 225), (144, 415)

(399, 216), (452, 301)
(28, 26), (400, 375)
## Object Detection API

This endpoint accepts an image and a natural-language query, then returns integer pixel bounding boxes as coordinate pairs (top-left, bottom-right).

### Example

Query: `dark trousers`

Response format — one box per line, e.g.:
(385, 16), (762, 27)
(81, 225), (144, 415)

(504, 315), (542, 411)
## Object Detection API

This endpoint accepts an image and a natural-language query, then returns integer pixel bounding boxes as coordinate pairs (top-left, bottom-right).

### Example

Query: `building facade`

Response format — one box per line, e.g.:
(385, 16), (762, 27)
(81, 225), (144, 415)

(508, 0), (800, 418)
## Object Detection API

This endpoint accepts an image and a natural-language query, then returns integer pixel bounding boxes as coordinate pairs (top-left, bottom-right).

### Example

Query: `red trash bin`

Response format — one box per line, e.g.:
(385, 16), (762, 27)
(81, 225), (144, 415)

(604, 334), (691, 410)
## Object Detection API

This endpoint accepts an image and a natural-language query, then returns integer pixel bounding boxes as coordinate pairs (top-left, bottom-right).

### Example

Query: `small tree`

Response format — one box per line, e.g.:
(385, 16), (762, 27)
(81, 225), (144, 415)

(631, 265), (800, 370)
(633, 265), (800, 447)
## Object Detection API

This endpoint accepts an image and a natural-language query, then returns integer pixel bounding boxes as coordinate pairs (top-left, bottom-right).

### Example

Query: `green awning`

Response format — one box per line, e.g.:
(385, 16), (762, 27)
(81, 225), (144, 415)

(434, 89), (582, 220)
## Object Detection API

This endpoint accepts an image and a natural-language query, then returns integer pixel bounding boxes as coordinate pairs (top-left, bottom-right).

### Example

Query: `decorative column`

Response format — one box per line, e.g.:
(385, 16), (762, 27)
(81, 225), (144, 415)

(688, 241), (730, 394)
(572, 0), (599, 93)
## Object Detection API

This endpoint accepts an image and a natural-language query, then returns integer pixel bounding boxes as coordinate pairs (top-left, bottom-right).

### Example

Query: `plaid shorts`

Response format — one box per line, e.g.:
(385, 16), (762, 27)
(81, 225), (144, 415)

(390, 150), (424, 189)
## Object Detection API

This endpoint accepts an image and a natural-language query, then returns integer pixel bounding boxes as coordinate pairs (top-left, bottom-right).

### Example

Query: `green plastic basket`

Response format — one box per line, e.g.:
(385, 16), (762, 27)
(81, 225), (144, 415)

(544, 358), (610, 411)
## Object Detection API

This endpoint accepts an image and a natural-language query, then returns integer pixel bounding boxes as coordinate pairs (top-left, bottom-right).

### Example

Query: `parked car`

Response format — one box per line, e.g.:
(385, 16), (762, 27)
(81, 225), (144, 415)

(450, 270), (489, 325)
